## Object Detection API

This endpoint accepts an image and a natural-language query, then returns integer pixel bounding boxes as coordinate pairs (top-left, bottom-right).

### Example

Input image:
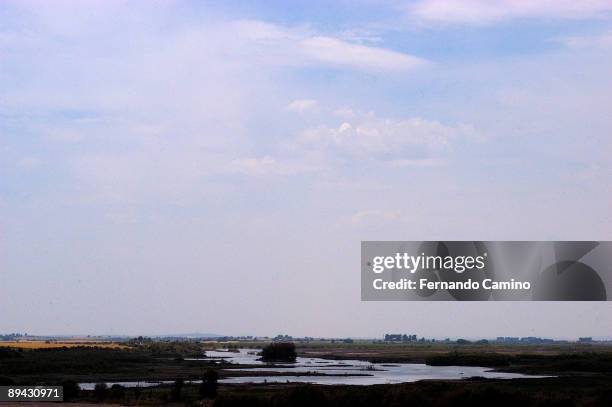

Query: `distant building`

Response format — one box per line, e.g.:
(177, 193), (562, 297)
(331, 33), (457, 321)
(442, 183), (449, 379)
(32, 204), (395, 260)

(495, 336), (554, 344)
(578, 337), (593, 343)
(520, 337), (554, 344)
(384, 334), (419, 342)
(384, 334), (403, 342)
(496, 337), (520, 343)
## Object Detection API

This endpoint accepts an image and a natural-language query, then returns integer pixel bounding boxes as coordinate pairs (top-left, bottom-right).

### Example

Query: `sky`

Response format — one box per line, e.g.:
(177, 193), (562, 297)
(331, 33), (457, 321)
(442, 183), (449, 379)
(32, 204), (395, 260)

(1, 0), (612, 338)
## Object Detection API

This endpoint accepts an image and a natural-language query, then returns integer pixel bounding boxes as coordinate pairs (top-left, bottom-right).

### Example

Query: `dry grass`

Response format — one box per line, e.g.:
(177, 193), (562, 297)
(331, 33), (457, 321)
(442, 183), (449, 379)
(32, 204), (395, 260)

(0, 340), (126, 349)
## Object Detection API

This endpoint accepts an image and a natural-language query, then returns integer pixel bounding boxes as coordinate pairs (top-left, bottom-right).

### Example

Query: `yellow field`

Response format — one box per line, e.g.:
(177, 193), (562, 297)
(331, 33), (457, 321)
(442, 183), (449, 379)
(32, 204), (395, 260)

(0, 340), (126, 349)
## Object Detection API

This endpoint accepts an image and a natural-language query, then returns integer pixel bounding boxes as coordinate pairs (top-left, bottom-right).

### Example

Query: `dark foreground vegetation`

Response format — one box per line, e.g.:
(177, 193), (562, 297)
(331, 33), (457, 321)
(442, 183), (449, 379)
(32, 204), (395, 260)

(2, 377), (609, 407)
(3, 341), (612, 406)
(426, 350), (612, 373)
(214, 377), (612, 407)
(0, 342), (216, 383)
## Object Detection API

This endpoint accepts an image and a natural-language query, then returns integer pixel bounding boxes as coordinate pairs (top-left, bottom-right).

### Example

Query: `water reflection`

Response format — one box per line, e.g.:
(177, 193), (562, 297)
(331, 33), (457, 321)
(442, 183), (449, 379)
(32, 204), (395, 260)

(80, 348), (550, 389)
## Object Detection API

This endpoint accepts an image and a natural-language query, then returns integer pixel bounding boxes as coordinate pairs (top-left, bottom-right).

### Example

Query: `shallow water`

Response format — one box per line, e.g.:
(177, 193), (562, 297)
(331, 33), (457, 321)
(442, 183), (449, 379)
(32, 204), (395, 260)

(79, 348), (550, 389)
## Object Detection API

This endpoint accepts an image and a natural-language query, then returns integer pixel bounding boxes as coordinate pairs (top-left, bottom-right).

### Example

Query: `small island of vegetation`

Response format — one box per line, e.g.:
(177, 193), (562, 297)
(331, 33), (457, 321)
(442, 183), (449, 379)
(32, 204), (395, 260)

(260, 342), (297, 362)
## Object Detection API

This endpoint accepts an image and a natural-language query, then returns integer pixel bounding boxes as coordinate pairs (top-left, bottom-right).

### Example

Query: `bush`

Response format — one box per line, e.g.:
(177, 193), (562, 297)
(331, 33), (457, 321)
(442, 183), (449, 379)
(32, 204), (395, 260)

(260, 342), (296, 362)
(171, 379), (184, 401)
(274, 385), (328, 407)
(199, 368), (218, 399)
(110, 384), (126, 400)
(60, 380), (79, 401)
(94, 382), (108, 400)
(0, 376), (15, 385)
(0, 348), (22, 359)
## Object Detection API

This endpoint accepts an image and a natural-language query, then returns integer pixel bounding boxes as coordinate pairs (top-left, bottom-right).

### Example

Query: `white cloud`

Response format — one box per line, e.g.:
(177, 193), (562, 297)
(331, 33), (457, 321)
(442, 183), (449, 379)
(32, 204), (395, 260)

(338, 122), (352, 133)
(287, 99), (318, 113)
(228, 156), (278, 176)
(301, 36), (428, 72)
(561, 30), (612, 48)
(225, 112), (472, 178)
(334, 107), (356, 119)
(409, 0), (612, 24)
(296, 112), (480, 157)
(338, 29), (383, 45)
(227, 156), (315, 176)
(231, 20), (291, 41)
(226, 20), (429, 73)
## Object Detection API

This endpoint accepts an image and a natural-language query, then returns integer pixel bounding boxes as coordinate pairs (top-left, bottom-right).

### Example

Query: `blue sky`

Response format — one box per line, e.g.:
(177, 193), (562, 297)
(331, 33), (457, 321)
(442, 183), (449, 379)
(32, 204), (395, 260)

(1, 0), (612, 337)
